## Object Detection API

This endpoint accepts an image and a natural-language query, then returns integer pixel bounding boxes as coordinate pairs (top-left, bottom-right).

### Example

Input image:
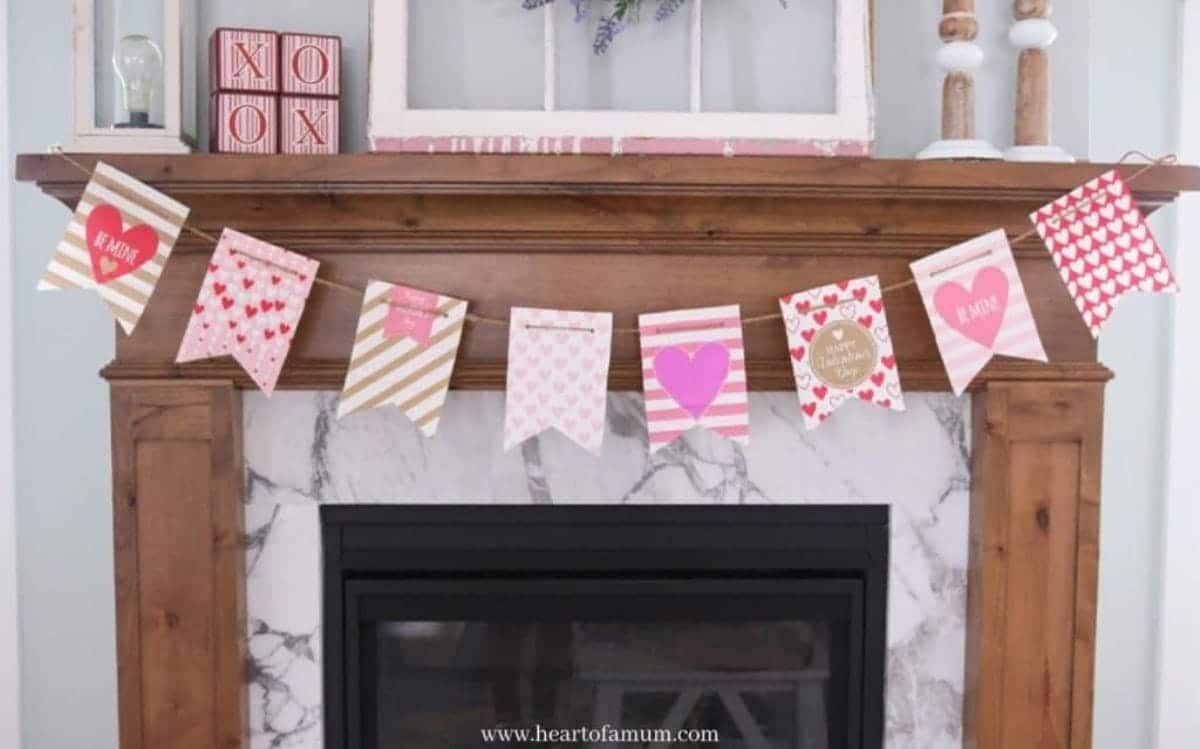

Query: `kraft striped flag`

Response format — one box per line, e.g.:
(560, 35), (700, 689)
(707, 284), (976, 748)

(911, 229), (1048, 395)
(39, 162), (189, 334)
(337, 281), (467, 437)
(639, 304), (749, 453)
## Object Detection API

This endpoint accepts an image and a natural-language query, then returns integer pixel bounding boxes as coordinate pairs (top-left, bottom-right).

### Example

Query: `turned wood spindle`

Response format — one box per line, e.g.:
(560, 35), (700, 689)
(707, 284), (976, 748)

(1006, 0), (1074, 161)
(918, 0), (1002, 159)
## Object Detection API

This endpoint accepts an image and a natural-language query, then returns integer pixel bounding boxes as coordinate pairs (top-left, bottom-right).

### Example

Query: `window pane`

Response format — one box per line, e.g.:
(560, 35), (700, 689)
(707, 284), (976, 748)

(554, 1), (689, 112)
(407, 0), (544, 110)
(702, 0), (836, 113)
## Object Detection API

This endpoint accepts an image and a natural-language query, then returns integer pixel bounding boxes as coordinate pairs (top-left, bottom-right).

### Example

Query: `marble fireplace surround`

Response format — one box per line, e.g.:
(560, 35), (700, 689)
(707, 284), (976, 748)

(243, 390), (972, 749)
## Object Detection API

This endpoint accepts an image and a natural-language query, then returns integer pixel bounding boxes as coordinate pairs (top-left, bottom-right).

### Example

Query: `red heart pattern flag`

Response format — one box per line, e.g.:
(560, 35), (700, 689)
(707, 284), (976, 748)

(912, 229), (1048, 395)
(780, 275), (904, 429)
(503, 308), (613, 454)
(176, 229), (318, 394)
(639, 305), (749, 453)
(39, 161), (189, 334)
(1032, 169), (1179, 337)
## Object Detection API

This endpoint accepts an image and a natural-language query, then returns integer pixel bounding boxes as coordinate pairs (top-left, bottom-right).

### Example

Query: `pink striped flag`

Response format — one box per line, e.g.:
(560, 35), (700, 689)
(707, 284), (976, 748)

(639, 304), (749, 453)
(911, 229), (1048, 395)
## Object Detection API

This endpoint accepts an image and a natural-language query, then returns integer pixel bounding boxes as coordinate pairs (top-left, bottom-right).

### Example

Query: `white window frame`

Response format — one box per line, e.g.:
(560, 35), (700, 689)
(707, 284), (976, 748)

(368, 0), (874, 156)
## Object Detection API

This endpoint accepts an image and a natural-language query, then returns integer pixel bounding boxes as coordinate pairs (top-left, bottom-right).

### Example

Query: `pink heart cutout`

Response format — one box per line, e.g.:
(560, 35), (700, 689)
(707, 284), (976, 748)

(85, 204), (158, 284)
(933, 266), (1010, 349)
(653, 343), (730, 419)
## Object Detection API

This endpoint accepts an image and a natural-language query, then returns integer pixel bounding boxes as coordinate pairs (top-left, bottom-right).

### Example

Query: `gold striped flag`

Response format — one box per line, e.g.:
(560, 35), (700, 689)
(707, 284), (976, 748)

(39, 161), (189, 334)
(337, 280), (468, 436)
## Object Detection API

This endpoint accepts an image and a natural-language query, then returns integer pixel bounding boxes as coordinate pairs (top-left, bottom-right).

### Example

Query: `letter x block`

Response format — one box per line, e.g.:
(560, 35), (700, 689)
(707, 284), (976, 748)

(280, 96), (339, 155)
(210, 28), (279, 93)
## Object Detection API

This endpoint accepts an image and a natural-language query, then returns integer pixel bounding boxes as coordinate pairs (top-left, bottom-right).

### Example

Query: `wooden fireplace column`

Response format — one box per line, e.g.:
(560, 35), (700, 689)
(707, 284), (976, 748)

(16, 153), (1200, 749)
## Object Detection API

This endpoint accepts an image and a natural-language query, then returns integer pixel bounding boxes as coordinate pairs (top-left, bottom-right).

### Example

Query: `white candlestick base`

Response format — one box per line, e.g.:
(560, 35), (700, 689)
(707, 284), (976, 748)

(917, 139), (1003, 160)
(1004, 144), (1075, 163)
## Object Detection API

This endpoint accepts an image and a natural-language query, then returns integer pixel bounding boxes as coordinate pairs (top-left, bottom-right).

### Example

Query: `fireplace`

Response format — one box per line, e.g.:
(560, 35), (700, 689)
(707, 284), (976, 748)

(321, 505), (888, 748)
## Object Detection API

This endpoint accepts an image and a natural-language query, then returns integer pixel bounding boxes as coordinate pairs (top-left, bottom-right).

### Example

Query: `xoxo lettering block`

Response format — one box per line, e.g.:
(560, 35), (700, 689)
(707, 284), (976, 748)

(211, 93), (278, 154)
(210, 28), (279, 93)
(280, 33), (341, 97)
(280, 96), (340, 154)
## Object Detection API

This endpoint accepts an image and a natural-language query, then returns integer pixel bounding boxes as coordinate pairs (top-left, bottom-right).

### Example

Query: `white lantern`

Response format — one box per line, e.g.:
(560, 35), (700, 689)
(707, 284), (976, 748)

(67, 0), (196, 153)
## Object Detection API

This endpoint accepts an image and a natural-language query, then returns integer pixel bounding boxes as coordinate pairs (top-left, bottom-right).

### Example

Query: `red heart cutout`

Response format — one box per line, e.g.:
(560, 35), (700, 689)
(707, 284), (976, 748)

(228, 320), (238, 329)
(870, 299), (884, 313)
(270, 275), (281, 285)
(801, 329), (816, 343)
(244, 305), (258, 319)
(242, 278), (255, 290)
(858, 389), (874, 401)
(877, 398), (892, 408)
(836, 280), (850, 290)
(794, 300), (811, 314)
(790, 346), (806, 362)
(812, 311), (828, 325)
(881, 355), (896, 370)
(85, 205), (158, 284)
(274, 300), (286, 311)
(208, 263), (219, 273)
(263, 329), (276, 340)
(857, 315), (873, 328)
(235, 334), (246, 344)
(236, 260), (246, 269)
(259, 299), (272, 314)
(813, 385), (828, 400)
(213, 281), (227, 296)
(852, 287), (867, 301)
(279, 323), (291, 335)
(192, 304), (204, 315)
(822, 294), (838, 306)
(221, 296), (234, 310)
(870, 372), (885, 387)
(802, 403), (818, 417)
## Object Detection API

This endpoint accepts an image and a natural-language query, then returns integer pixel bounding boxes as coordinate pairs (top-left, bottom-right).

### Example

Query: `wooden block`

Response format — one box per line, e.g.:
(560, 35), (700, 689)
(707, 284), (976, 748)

(210, 93), (278, 154)
(280, 96), (339, 155)
(280, 32), (341, 98)
(210, 28), (279, 93)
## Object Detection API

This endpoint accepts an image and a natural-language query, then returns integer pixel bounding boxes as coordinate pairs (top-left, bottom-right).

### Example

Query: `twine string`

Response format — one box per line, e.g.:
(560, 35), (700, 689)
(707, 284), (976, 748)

(49, 146), (1175, 336)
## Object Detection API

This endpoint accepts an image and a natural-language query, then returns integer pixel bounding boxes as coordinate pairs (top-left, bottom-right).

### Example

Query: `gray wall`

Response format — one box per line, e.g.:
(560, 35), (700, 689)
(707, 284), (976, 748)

(6, 1), (1176, 747)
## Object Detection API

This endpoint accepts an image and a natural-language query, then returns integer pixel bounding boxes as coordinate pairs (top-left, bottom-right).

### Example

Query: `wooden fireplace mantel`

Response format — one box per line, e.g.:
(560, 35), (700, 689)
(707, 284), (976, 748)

(17, 153), (1200, 749)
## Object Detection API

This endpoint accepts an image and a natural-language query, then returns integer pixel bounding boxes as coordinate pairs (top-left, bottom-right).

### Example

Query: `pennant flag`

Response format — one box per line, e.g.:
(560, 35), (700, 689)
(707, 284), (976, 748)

(1032, 169), (1179, 337)
(337, 281), (468, 436)
(780, 275), (905, 429)
(39, 161), (189, 334)
(176, 229), (318, 394)
(639, 304), (749, 452)
(504, 307), (613, 454)
(912, 229), (1048, 395)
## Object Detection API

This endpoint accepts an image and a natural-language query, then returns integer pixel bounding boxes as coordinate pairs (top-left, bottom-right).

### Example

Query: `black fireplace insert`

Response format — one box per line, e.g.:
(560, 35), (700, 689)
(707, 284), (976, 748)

(322, 505), (888, 748)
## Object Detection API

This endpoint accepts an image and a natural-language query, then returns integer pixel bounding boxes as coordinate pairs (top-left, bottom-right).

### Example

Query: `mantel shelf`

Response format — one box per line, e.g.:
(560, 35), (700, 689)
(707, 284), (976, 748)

(17, 152), (1200, 203)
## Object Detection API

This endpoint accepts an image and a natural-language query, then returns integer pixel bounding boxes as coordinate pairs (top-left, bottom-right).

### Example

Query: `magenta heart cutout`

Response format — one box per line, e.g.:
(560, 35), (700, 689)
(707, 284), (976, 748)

(653, 343), (731, 419)
(933, 266), (1010, 348)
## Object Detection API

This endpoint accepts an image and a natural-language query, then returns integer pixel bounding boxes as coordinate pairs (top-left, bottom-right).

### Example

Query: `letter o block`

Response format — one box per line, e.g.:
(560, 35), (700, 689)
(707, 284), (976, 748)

(280, 33), (341, 97)
(211, 93), (278, 154)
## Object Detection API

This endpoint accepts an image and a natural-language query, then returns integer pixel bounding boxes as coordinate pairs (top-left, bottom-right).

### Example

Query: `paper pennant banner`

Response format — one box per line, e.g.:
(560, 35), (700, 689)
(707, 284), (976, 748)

(176, 229), (318, 394)
(39, 161), (190, 334)
(504, 307), (613, 454)
(639, 304), (749, 452)
(912, 229), (1048, 395)
(337, 281), (468, 436)
(1032, 169), (1179, 337)
(780, 275), (905, 429)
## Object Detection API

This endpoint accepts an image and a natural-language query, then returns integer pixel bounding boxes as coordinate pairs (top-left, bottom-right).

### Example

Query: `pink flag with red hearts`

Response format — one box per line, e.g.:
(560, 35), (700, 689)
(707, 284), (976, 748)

(1031, 169), (1179, 337)
(40, 161), (190, 334)
(780, 275), (904, 429)
(503, 307), (613, 454)
(176, 229), (318, 394)
(639, 304), (749, 453)
(912, 229), (1048, 395)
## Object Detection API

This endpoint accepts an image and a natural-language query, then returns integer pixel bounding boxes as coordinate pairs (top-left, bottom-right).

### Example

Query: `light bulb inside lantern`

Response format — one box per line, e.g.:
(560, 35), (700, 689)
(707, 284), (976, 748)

(112, 34), (163, 128)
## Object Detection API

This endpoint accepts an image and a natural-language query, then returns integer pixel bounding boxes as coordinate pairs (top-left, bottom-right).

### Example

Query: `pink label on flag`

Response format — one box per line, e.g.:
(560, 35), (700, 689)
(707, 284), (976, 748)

(384, 284), (439, 345)
(504, 308), (613, 455)
(639, 305), (748, 453)
(911, 229), (1048, 395)
(780, 275), (905, 429)
(176, 229), (318, 394)
(1031, 169), (1179, 337)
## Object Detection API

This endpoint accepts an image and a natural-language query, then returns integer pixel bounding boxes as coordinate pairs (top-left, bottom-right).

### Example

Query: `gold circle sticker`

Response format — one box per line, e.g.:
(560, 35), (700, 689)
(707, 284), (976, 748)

(809, 320), (878, 389)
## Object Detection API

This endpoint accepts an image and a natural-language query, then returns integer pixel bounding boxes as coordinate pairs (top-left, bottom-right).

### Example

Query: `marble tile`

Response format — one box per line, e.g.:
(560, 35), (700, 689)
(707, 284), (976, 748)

(244, 391), (971, 748)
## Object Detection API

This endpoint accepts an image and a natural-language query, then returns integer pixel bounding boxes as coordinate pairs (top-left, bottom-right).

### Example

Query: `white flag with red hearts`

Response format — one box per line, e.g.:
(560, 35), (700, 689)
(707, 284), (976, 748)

(1032, 169), (1179, 337)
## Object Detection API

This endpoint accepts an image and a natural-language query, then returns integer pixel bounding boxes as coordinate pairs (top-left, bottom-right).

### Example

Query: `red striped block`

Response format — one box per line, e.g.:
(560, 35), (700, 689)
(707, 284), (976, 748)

(280, 96), (339, 155)
(210, 28), (279, 93)
(210, 93), (278, 154)
(280, 33), (341, 97)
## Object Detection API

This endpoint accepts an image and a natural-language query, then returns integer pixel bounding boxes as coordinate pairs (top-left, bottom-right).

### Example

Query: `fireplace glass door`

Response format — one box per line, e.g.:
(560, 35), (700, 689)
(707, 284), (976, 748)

(352, 579), (862, 748)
